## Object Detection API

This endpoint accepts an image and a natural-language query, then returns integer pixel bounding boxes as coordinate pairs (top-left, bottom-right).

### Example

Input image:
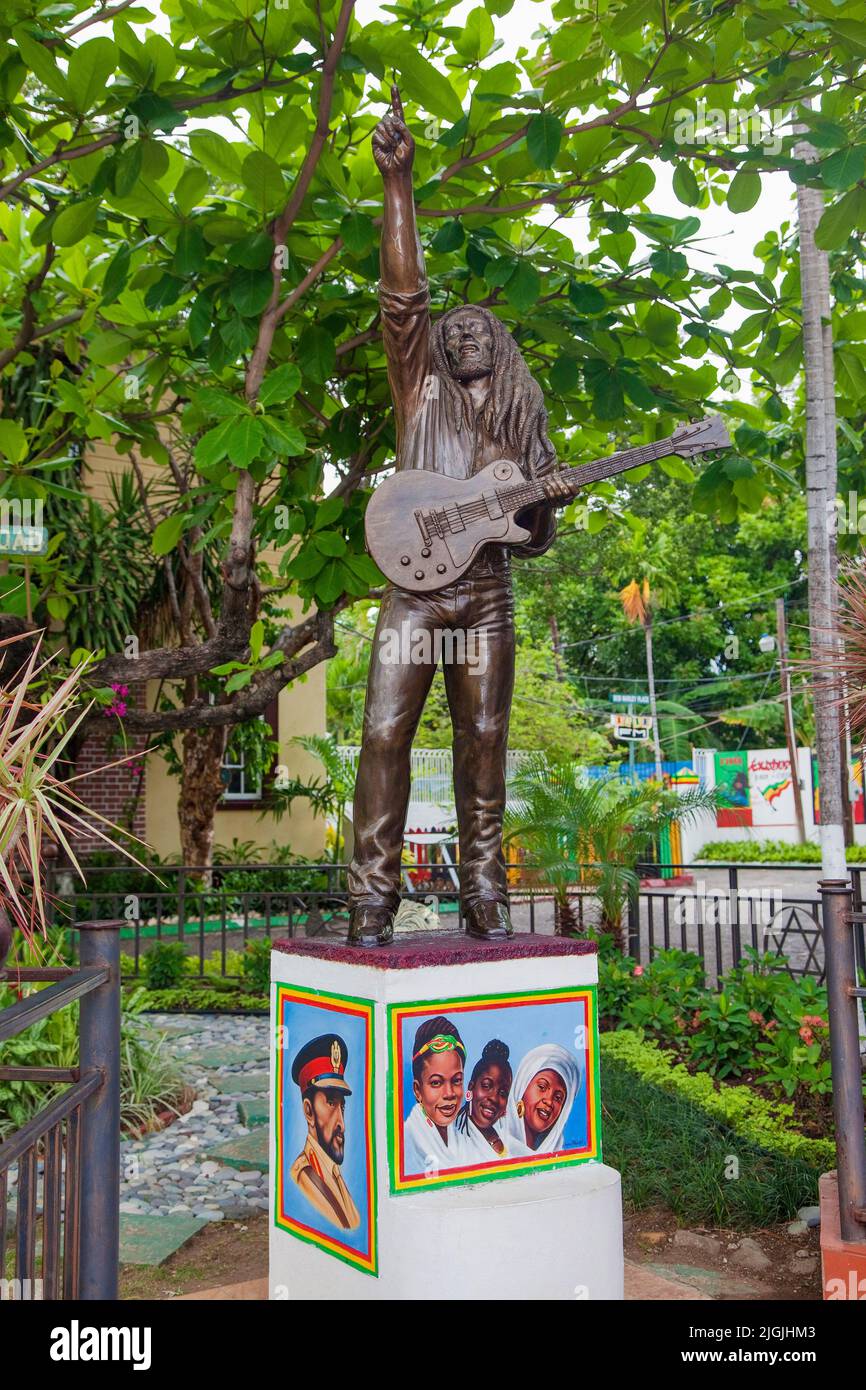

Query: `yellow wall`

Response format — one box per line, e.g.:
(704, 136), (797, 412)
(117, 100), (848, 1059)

(84, 442), (329, 862)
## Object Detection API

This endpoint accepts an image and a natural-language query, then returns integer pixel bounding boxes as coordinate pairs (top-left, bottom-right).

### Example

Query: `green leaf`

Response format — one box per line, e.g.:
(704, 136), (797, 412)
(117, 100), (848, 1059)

(113, 142), (143, 198)
(263, 418), (305, 457)
(672, 163), (700, 207)
(526, 113), (562, 170)
(67, 37), (116, 113)
(340, 210), (376, 256)
(0, 419), (27, 463)
(313, 496), (344, 531)
(505, 260), (540, 312)
(52, 199), (99, 247)
(454, 6), (495, 60)
(242, 150), (285, 213)
(726, 169), (761, 213)
(249, 619), (265, 662)
(314, 559), (347, 605)
(194, 417), (236, 471)
(643, 303), (679, 349)
(173, 223), (207, 276)
(189, 130), (243, 184)
(819, 146), (866, 190)
(815, 186), (866, 250)
(384, 44), (463, 123)
(614, 161), (655, 208)
(174, 166), (209, 216)
(229, 268), (273, 316)
(225, 416), (265, 468)
(12, 26), (69, 98)
(188, 290), (214, 349)
(313, 530), (347, 557)
(549, 356), (579, 394)
(431, 218), (464, 252)
(227, 232), (274, 270)
(297, 325), (336, 384)
(101, 243), (130, 306)
(152, 513), (187, 556)
(258, 363), (302, 407)
(658, 455), (696, 482)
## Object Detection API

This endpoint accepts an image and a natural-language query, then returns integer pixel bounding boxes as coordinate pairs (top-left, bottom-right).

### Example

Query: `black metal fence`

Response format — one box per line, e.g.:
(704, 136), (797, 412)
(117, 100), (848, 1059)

(45, 860), (866, 986)
(0, 922), (121, 1301)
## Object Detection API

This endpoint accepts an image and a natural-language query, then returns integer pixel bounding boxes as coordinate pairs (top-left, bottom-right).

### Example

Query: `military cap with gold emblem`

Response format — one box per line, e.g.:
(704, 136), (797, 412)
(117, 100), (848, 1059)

(291, 1034), (352, 1095)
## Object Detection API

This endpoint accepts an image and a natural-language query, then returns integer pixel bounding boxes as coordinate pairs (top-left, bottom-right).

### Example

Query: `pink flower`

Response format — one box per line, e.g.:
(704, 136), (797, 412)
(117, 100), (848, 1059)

(748, 1010), (765, 1026)
(798, 1025), (814, 1046)
(111, 682), (129, 697)
(633, 965), (644, 977)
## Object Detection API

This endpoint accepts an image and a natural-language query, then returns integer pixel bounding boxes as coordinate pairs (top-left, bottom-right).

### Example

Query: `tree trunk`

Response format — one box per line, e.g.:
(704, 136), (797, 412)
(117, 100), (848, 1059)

(178, 725), (228, 869)
(554, 892), (581, 937)
(644, 614), (663, 781)
(796, 126), (846, 877)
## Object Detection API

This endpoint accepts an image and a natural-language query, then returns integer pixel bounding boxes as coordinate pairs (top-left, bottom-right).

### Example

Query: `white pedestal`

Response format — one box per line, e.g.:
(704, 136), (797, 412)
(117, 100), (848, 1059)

(269, 934), (623, 1301)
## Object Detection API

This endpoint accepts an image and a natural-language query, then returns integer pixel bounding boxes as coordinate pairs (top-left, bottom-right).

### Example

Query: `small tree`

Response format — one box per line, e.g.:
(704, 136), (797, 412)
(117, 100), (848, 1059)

(506, 756), (717, 940)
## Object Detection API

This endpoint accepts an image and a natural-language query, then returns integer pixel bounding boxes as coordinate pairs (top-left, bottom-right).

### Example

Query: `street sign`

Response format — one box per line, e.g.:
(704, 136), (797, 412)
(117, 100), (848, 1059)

(609, 692), (650, 705)
(610, 713), (654, 741)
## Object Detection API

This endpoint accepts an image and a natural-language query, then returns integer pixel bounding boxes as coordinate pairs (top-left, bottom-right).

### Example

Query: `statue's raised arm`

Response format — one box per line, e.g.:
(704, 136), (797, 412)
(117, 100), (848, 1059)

(373, 86), (426, 293)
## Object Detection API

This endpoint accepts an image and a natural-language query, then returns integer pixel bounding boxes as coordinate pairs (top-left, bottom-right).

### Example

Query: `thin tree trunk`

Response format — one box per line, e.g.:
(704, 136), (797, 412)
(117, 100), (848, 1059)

(796, 126), (846, 877)
(0, 901), (11, 968)
(178, 725), (228, 869)
(644, 614), (663, 781)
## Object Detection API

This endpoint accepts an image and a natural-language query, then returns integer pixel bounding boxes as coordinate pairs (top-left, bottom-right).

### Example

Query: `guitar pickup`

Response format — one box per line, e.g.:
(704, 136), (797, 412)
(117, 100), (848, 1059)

(483, 491), (503, 520)
(444, 506), (465, 533)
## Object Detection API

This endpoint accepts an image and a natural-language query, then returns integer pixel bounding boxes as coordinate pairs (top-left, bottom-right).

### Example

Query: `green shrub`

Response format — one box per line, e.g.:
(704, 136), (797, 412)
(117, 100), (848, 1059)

(141, 941), (188, 990)
(242, 938), (273, 994)
(602, 1048), (819, 1227)
(687, 991), (761, 1078)
(698, 839), (866, 864)
(601, 1029), (836, 1170)
(130, 985), (267, 1012)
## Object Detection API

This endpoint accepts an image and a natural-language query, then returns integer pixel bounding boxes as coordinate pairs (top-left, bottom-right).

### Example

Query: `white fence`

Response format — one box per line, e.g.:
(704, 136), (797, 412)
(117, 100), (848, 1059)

(337, 746), (533, 807)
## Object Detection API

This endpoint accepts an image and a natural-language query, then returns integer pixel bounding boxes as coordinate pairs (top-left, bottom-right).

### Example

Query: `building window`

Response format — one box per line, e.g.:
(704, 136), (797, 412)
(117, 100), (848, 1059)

(221, 750), (262, 802)
(220, 699), (278, 806)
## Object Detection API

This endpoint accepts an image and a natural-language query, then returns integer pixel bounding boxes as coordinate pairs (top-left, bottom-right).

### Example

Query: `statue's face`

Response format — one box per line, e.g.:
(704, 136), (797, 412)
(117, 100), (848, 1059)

(442, 310), (495, 381)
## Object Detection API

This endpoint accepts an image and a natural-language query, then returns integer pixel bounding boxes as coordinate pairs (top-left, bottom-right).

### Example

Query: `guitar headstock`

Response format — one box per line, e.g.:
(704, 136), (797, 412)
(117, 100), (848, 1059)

(671, 415), (732, 457)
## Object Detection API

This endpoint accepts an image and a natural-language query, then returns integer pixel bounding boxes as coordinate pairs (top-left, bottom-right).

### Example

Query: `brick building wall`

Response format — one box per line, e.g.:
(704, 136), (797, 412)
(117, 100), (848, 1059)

(73, 724), (148, 853)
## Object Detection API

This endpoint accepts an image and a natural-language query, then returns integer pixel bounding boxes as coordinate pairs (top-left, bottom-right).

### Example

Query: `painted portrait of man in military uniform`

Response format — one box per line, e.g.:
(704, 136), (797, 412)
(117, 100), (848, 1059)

(289, 1033), (361, 1232)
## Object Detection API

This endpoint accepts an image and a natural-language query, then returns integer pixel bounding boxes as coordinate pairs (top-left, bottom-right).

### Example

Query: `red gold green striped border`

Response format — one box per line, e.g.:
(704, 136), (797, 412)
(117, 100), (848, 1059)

(387, 985), (601, 1196)
(273, 983), (377, 1277)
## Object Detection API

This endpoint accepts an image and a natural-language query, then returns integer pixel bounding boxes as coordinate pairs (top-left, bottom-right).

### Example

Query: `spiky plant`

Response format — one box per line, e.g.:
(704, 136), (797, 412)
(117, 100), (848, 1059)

(505, 756), (719, 941)
(0, 632), (150, 964)
(268, 733), (355, 863)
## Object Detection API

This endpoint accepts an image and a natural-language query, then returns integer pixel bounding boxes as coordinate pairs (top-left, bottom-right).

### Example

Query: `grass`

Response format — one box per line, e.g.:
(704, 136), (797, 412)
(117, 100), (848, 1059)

(602, 1057), (819, 1229)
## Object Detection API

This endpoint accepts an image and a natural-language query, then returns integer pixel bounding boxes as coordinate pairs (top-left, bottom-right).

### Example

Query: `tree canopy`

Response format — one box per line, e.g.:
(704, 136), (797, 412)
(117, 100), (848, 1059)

(0, 0), (865, 741)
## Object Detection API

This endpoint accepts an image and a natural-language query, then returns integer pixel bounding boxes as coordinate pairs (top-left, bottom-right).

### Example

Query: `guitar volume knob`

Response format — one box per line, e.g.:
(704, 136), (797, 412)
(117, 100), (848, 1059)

(421, 548), (431, 558)
(437, 564), (446, 574)
(414, 570), (424, 580)
(400, 555), (410, 565)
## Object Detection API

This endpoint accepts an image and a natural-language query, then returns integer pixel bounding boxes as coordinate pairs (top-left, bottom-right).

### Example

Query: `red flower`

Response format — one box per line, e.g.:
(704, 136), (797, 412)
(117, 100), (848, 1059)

(633, 965), (644, 977)
(798, 1025), (814, 1046)
(748, 1010), (765, 1026)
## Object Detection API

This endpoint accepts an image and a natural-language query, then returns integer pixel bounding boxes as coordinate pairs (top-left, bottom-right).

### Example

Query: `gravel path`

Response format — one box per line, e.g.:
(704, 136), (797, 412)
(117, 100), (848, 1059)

(119, 1013), (270, 1224)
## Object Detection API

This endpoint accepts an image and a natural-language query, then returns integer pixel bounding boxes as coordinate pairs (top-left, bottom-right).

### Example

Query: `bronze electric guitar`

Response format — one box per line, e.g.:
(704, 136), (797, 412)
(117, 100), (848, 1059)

(365, 415), (731, 594)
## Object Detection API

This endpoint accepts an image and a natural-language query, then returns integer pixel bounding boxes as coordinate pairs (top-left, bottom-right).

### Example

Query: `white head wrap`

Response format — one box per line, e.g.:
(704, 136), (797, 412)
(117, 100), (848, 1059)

(501, 1043), (584, 1155)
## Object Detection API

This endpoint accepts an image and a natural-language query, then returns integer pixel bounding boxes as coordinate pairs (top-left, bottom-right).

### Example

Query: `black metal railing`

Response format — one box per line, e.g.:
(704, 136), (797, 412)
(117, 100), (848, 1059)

(0, 921), (121, 1301)
(43, 859), (866, 986)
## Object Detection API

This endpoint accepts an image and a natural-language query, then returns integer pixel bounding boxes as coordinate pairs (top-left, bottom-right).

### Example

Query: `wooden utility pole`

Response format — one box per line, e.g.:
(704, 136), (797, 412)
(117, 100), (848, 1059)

(775, 597), (807, 844)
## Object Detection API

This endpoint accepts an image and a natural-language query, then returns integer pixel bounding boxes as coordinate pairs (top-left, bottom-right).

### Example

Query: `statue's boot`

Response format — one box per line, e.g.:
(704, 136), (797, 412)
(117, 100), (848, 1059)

(347, 904), (394, 948)
(464, 900), (514, 941)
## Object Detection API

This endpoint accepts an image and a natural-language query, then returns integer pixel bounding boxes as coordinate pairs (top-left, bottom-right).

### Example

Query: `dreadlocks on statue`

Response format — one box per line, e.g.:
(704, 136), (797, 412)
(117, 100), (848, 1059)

(430, 305), (556, 479)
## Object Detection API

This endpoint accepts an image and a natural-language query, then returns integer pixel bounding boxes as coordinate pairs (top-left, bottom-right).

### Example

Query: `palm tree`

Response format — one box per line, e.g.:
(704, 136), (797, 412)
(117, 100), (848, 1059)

(269, 733), (355, 864)
(505, 756), (718, 941)
(618, 555), (678, 781)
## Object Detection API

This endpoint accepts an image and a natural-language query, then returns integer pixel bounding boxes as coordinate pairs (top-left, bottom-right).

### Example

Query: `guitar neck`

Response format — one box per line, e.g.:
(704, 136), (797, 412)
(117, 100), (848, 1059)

(499, 433), (690, 514)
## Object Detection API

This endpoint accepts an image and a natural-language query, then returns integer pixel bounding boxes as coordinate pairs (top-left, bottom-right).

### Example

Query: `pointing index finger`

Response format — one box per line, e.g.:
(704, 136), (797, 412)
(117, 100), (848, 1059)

(390, 84), (405, 122)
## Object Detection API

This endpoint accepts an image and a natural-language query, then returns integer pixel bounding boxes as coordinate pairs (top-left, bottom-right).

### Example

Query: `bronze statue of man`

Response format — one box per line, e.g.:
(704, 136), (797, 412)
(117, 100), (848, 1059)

(346, 88), (567, 948)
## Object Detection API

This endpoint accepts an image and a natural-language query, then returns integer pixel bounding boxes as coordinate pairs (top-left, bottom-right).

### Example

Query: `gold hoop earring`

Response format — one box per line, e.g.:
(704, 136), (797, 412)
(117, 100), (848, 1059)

(516, 1100), (525, 1118)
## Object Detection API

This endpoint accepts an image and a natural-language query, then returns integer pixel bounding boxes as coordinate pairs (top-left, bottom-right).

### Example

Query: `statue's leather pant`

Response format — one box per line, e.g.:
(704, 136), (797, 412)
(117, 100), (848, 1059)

(347, 570), (515, 914)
